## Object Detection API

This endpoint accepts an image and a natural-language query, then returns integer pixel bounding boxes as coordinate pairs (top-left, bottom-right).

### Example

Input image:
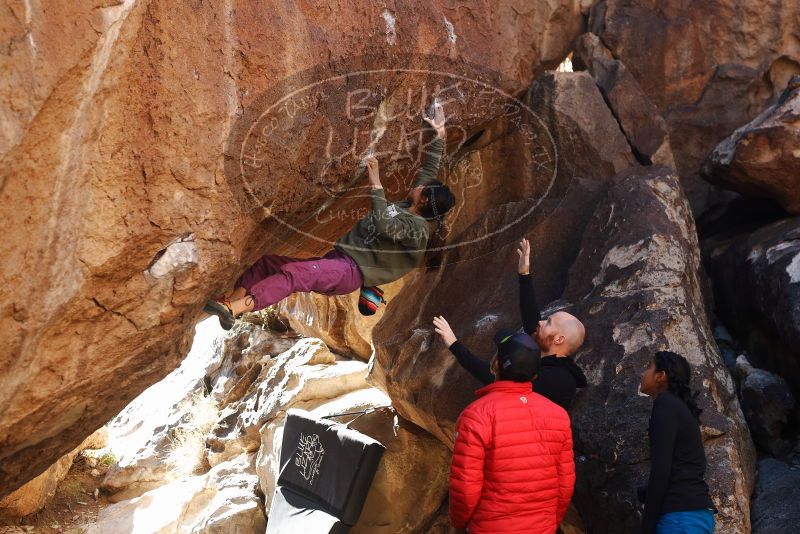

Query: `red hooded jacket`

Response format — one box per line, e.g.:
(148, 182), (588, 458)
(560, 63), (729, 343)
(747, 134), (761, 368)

(449, 380), (575, 533)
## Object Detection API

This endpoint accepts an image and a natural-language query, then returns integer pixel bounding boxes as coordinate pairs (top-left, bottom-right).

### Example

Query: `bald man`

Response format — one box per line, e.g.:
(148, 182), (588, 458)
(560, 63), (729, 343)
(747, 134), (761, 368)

(434, 238), (587, 410)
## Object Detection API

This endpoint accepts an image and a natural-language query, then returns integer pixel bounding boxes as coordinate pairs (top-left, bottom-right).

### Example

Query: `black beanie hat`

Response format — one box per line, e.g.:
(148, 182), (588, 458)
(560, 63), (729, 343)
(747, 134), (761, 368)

(494, 329), (541, 381)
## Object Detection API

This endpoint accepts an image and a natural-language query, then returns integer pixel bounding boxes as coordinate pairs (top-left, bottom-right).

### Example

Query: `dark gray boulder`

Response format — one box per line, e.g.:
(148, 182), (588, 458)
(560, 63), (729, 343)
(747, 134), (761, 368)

(752, 458), (800, 534)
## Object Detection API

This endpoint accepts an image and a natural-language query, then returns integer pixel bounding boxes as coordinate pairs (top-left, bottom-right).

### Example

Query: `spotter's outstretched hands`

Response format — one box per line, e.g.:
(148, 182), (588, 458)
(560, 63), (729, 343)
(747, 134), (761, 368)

(433, 315), (457, 347)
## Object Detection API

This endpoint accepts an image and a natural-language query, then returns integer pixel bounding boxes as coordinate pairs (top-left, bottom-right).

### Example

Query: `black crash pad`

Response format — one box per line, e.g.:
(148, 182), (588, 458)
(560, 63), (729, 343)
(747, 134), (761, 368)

(266, 485), (349, 534)
(275, 409), (385, 525)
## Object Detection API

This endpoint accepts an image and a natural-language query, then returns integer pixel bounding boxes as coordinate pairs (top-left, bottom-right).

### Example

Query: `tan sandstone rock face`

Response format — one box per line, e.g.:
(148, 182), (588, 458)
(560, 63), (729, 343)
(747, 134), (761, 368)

(92, 318), (449, 533)
(87, 454), (265, 534)
(275, 277), (406, 361)
(702, 77), (800, 214)
(587, 0), (800, 211)
(0, 0), (588, 496)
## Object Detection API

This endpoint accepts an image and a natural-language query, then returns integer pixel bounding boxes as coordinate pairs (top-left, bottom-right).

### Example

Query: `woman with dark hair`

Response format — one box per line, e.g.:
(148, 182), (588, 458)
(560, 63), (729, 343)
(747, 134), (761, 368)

(639, 350), (716, 534)
(205, 101), (455, 329)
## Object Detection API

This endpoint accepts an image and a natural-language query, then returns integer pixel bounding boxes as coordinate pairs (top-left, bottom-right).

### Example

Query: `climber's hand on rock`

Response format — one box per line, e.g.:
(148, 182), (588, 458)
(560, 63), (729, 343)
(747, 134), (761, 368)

(433, 315), (457, 347)
(363, 155), (382, 189)
(517, 237), (531, 275)
(364, 155), (379, 175)
(424, 99), (447, 139)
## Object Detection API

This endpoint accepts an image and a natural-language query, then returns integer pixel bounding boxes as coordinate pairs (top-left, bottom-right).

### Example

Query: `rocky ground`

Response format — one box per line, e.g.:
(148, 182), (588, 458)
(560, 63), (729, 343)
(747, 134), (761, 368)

(0, 316), (453, 533)
(0, 455), (112, 534)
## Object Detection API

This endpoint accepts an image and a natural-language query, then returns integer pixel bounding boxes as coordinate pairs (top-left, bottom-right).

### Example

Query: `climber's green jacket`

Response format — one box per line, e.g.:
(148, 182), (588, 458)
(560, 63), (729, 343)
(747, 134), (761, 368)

(335, 137), (444, 286)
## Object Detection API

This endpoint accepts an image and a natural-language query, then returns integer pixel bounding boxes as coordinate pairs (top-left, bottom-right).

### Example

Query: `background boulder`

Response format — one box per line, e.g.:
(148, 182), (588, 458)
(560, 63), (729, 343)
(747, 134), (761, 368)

(703, 217), (800, 399)
(586, 0), (800, 211)
(751, 458), (800, 534)
(563, 168), (755, 533)
(735, 355), (797, 457)
(702, 77), (800, 213)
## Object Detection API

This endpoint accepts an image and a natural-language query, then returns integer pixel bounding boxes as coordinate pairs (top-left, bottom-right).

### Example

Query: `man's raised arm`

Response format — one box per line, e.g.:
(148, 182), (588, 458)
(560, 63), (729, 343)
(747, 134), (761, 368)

(517, 238), (542, 335)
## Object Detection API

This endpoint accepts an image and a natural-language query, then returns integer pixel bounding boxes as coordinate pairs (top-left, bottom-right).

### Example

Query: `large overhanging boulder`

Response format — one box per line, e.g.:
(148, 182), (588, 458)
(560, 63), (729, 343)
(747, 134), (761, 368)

(0, 0), (589, 496)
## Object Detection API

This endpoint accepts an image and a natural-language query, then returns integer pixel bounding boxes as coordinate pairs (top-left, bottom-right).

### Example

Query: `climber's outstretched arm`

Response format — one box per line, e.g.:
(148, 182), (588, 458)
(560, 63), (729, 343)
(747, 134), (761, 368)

(365, 155), (382, 190)
(416, 100), (447, 187)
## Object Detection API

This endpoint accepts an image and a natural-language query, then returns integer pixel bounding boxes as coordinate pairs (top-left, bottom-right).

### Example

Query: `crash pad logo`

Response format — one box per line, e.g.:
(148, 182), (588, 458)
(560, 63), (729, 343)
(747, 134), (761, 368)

(224, 53), (559, 264)
(295, 433), (325, 485)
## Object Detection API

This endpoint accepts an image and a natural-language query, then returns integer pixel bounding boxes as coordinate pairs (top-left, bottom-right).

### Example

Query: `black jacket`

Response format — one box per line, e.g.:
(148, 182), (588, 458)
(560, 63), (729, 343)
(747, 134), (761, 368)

(448, 274), (587, 410)
(640, 392), (714, 533)
(535, 356), (587, 410)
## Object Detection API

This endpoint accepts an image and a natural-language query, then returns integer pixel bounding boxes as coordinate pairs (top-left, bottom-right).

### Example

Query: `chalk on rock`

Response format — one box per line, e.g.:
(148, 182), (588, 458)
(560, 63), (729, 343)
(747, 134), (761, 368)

(146, 235), (198, 279)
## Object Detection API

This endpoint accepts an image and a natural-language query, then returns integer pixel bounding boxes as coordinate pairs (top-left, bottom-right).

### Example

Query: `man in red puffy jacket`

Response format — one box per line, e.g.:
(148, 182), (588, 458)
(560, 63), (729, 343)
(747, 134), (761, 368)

(449, 330), (576, 533)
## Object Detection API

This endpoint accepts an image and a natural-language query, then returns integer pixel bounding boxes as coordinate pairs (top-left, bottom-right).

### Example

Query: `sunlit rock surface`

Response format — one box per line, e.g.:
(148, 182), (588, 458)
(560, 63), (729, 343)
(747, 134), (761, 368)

(99, 318), (227, 500)
(87, 454), (265, 534)
(87, 319), (451, 532)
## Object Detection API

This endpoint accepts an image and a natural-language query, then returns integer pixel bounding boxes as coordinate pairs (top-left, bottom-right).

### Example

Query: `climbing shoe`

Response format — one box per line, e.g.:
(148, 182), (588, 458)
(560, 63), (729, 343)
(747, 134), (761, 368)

(358, 286), (386, 316)
(204, 300), (235, 331)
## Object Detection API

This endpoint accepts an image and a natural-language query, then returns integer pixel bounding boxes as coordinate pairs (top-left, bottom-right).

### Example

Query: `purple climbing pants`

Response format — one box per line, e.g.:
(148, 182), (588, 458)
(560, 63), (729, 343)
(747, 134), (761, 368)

(237, 249), (363, 312)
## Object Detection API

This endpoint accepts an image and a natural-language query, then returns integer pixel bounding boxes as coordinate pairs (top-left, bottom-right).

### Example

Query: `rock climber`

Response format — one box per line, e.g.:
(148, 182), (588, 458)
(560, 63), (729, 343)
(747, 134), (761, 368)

(205, 100), (454, 330)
